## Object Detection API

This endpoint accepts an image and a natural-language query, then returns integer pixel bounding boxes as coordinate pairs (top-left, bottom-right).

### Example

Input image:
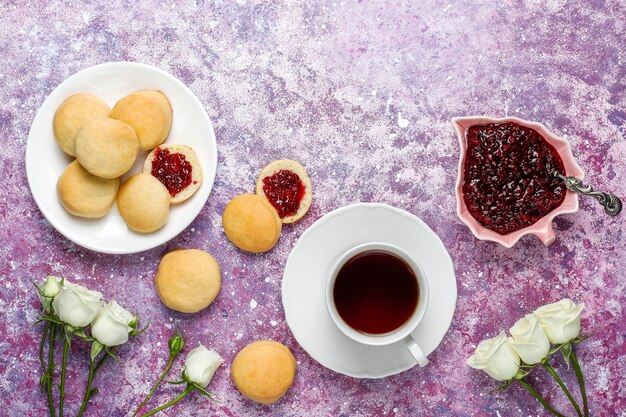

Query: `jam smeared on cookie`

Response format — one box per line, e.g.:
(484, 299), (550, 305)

(151, 147), (193, 197)
(262, 170), (306, 218)
(462, 122), (566, 235)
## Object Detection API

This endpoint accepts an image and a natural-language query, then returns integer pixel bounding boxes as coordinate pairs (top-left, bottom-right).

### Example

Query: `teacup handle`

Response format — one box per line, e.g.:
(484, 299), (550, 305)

(404, 335), (429, 367)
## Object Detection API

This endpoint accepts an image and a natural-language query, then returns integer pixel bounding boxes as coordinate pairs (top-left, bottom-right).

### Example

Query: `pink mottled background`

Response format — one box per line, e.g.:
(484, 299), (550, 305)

(1, 1), (625, 416)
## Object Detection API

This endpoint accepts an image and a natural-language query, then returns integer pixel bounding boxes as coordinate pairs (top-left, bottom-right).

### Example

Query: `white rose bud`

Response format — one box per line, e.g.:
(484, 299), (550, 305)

(509, 314), (550, 365)
(534, 299), (584, 344)
(52, 282), (104, 328)
(43, 276), (62, 298)
(38, 276), (66, 312)
(91, 300), (135, 347)
(184, 345), (224, 387)
(467, 331), (520, 381)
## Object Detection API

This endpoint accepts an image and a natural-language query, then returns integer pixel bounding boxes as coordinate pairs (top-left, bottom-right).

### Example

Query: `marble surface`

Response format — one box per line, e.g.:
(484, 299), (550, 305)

(1, 1), (624, 416)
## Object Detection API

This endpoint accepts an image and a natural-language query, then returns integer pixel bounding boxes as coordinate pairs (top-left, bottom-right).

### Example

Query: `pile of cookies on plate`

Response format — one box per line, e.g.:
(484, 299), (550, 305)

(54, 91), (202, 233)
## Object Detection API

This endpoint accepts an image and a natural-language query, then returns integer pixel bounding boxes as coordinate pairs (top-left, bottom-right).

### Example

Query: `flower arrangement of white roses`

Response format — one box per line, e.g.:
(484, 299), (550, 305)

(468, 299), (589, 417)
(34, 276), (223, 417)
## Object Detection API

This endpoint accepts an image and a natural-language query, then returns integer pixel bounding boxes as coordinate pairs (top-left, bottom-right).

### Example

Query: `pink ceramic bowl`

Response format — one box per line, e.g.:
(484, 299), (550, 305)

(451, 116), (585, 248)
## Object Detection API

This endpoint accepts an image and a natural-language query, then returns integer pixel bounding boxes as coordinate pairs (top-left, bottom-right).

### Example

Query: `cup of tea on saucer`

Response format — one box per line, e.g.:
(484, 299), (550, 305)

(325, 242), (430, 367)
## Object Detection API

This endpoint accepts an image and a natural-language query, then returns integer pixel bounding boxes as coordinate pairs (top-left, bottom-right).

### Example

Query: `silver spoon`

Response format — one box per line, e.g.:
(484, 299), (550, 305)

(547, 164), (622, 216)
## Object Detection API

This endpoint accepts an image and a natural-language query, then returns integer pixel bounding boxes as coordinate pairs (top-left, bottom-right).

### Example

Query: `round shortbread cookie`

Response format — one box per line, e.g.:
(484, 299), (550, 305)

(256, 159), (312, 224)
(231, 341), (297, 404)
(154, 249), (221, 313)
(75, 117), (139, 179)
(143, 144), (203, 204)
(110, 92), (170, 151)
(117, 173), (170, 233)
(222, 194), (282, 253)
(53, 94), (111, 156)
(57, 160), (119, 218)
(134, 90), (172, 139)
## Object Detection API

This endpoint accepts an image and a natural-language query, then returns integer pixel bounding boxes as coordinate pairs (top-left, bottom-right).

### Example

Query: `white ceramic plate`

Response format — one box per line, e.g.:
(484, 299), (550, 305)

(282, 203), (457, 378)
(25, 62), (217, 254)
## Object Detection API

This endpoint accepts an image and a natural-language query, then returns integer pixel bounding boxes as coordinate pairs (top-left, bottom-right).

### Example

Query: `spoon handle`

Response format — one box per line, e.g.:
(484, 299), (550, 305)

(551, 170), (622, 216)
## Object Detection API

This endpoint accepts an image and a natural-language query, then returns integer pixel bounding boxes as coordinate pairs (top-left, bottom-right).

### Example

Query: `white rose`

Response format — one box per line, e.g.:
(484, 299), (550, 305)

(91, 300), (134, 347)
(184, 345), (224, 387)
(534, 299), (584, 344)
(52, 282), (104, 328)
(467, 331), (520, 381)
(509, 314), (550, 365)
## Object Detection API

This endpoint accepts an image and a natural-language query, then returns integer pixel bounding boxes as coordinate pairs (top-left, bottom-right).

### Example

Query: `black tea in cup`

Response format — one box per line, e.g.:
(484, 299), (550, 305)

(332, 250), (419, 335)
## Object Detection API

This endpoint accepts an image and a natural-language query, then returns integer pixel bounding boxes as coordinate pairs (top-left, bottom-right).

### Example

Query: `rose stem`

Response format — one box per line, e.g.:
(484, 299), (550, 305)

(76, 347), (118, 417)
(542, 362), (583, 417)
(76, 359), (96, 417)
(58, 337), (70, 417)
(91, 346), (122, 378)
(39, 321), (56, 417)
(94, 350), (111, 374)
(38, 321), (49, 379)
(570, 351), (589, 417)
(137, 385), (194, 417)
(47, 323), (57, 417)
(517, 379), (567, 417)
(132, 354), (175, 417)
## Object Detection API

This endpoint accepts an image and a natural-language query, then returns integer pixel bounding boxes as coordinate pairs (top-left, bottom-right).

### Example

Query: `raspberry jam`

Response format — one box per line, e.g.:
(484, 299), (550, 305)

(462, 122), (566, 235)
(151, 147), (193, 197)
(262, 170), (306, 218)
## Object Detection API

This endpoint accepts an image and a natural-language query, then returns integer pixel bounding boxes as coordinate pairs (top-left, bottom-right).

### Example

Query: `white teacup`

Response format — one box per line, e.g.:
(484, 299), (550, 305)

(326, 242), (430, 367)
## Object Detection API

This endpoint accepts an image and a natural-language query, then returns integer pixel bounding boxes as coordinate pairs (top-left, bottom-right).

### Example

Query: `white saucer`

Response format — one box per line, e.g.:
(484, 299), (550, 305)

(25, 62), (217, 254)
(282, 203), (457, 378)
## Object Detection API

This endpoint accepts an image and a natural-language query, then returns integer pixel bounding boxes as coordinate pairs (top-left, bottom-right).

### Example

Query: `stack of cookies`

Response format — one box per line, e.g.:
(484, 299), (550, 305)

(54, 90), (202, 233)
